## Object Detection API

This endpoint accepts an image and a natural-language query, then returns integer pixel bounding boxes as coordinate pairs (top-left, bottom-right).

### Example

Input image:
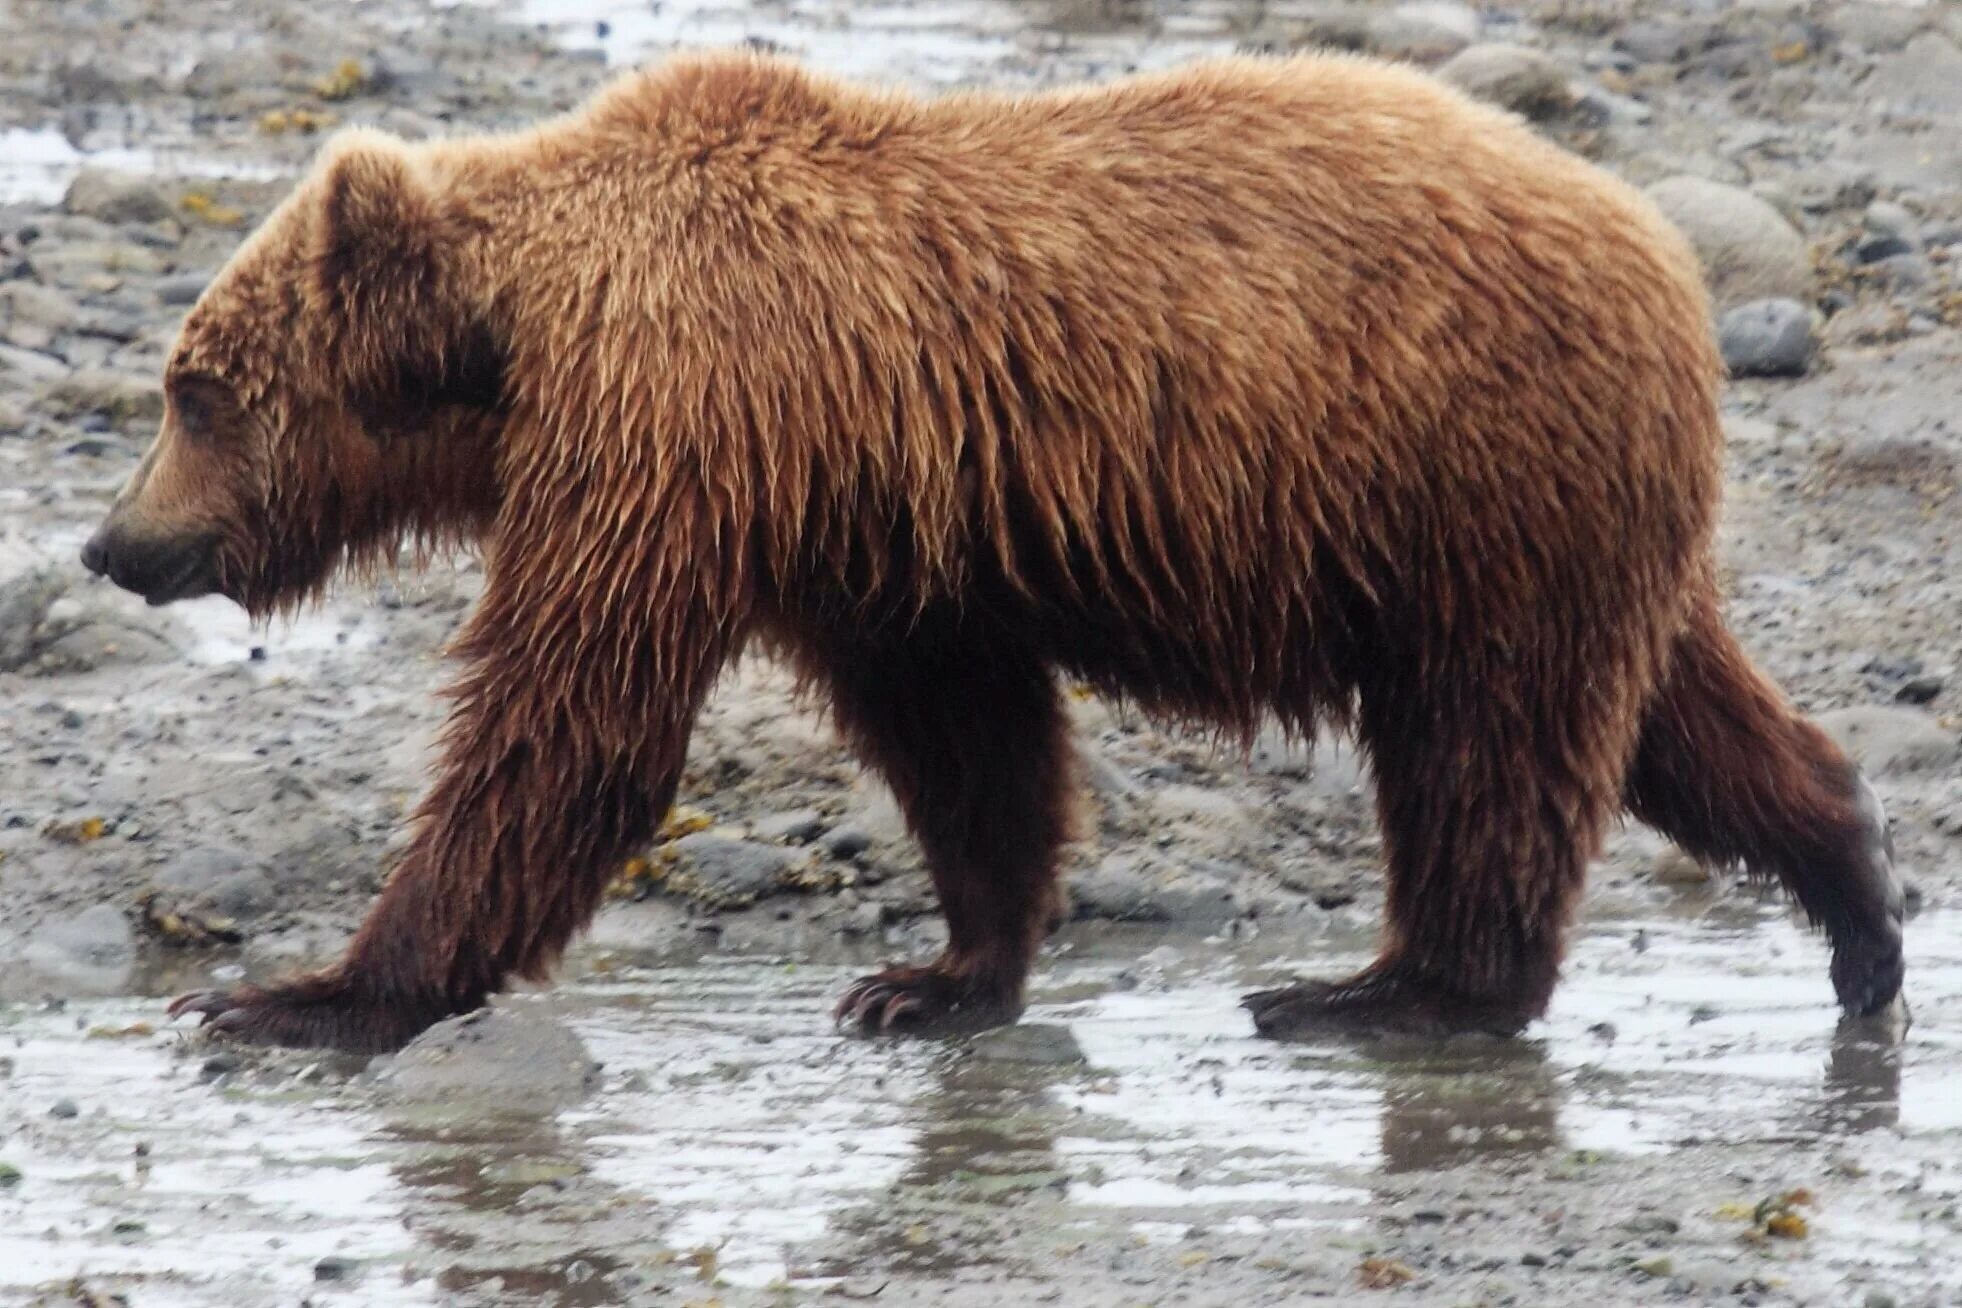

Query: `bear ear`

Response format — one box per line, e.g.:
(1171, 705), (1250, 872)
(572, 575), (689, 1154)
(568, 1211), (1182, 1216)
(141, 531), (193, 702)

(316, 129), (438, 286)
(312, 129), (455, 380)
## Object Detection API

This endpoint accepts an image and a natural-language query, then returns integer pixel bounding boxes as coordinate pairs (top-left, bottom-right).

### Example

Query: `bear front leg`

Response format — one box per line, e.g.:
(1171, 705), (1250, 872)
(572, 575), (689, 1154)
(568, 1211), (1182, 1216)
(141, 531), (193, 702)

(809, 624), (1073, 1035)
(172, 545), (737, 1052)
(170, 675), (699, 1052)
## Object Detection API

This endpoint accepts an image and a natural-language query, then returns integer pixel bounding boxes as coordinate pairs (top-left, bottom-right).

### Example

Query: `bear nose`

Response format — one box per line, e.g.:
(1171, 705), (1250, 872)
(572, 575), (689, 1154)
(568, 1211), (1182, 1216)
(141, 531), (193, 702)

(80, 532), (110, 577)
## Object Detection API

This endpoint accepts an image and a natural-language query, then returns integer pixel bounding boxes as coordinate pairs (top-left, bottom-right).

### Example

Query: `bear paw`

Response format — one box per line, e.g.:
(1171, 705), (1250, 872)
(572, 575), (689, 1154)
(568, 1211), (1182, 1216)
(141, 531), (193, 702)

(1831, 933), (1906, 1020)
(1242, 967), (1535, 1041)
(833, 965), (1020, 1035)
(1829, 771), (1907, 1020)
(169, 977), (451, 1054)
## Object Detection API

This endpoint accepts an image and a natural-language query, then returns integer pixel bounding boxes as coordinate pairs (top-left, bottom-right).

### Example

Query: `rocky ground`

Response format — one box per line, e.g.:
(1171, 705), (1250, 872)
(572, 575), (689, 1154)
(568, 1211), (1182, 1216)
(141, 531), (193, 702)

(2, 0), (1962, 1305)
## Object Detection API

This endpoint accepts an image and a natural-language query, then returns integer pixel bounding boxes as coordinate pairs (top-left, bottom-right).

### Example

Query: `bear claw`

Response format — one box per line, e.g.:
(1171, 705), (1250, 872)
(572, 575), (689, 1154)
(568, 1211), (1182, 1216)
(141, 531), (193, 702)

(833, 967), (1017, 1036)
(1243, 970), (1534, 1041)
(167, 980), (441, 1054)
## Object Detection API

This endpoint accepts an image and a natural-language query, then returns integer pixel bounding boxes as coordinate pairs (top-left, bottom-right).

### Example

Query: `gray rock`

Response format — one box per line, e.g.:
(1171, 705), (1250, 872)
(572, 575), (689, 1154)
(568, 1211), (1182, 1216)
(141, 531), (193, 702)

(1368, 3), (1479, 63)
(970, 1023), (1087, 1066)
(1856, 231), (1916, 264)
(1274, 862), (1362, 908)
(1864, 201), (1921, 251)
(50, 1098), (80, 1119)
(1872, 33), (1962, 116)
(314, 1256), (359, 1283)
(1864, 253), (1934, 291)
(369, 1009), (600, 1111)
(1615, 19), (1720, 65)
(0, 282), (82, 351)
(824, 826), (875, 859)
(0, 568), (68, 672)
(1645, 177), (1812, 308)
(155, 273), (211, 307)
(1827, 6), (1930, 55)
(27, 903), (135, 970)
(668, 834), (808, 907)
(1816, 706), (1958, 777)
(1284, 2), (1472, 63)
(26, 239), (167, 281)
(0, 342), (70, 382)
(154, 847), (277, 920)
(1717, 299), (1816, 378)
(751, 809), (828, 844)
(1437, 44), (1574, 120)
(1069, 855), (1242, 926)
(63, 169), (173, 226)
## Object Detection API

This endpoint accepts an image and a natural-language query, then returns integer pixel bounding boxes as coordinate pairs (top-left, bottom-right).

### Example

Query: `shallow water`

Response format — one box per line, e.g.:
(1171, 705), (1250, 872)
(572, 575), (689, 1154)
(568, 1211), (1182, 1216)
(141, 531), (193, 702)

(4, 905), (1956, 1304)
(488, 0), (1278, 83)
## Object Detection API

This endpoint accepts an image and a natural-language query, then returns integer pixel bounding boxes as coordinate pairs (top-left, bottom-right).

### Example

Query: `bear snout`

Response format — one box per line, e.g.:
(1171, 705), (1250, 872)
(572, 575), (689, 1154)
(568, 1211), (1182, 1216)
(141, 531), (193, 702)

(81, 522), (221, 607)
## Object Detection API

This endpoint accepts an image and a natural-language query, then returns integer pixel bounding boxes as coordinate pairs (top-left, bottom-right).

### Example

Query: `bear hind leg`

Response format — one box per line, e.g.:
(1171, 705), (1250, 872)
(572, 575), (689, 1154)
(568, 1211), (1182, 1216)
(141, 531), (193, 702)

(1248, 660), (1635, 1039)
(807, 622), (1073, 1035)
(1624, 599), (1904, 1017)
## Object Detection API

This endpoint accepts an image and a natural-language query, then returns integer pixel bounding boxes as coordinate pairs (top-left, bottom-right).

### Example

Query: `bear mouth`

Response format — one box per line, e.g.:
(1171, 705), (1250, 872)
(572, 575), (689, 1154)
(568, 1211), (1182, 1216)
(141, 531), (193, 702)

(136, 548), (221, 606)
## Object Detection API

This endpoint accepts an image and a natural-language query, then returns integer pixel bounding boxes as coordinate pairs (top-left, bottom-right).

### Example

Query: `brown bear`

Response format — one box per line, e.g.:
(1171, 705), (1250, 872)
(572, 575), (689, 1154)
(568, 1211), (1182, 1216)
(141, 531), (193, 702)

(81, 51), (1903, 1053)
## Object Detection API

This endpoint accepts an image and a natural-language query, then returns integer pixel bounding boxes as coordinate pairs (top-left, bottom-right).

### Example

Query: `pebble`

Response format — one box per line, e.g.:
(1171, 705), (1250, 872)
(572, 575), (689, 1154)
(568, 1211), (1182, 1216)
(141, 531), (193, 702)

(1645, 177), (1812, 308)
(50, 1098), (79, 1119)
(155, 272), (211, 306)
(200, 1053), (243, 1081)
(1717, 298), (1816, 377)
(1437, 44), (1574, 120)
(823, 826), (875, 859)
(1897, 675), (1943, 706)
(314, 1256), (358, 1283)
(1863, 200), (1920, 250)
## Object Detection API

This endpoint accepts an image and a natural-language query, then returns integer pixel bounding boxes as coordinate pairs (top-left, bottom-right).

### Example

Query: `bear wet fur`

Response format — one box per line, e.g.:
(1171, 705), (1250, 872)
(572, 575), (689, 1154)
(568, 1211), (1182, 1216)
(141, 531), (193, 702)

(81, 51), (1903, 1052)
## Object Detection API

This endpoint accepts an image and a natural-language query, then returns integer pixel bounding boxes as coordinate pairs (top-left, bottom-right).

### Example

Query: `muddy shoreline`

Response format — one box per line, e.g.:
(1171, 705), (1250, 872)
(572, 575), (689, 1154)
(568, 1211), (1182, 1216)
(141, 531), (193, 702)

(4, 0), (1962, 1304)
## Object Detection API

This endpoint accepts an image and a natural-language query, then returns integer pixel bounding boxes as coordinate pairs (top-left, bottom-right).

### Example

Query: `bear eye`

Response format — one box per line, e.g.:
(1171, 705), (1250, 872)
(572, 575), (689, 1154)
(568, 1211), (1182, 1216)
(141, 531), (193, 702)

(169, 374), (237, 439)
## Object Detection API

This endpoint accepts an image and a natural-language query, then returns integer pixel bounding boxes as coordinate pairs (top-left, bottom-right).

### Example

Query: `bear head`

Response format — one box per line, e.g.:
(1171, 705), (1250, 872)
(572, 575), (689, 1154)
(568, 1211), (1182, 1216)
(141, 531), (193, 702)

(82, 129), (507, 617)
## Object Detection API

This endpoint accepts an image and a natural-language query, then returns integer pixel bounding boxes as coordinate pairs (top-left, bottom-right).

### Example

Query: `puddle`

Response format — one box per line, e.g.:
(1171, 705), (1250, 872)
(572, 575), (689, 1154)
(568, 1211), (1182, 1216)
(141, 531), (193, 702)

(3, 906), (1958, 1303)
(478, 0), (1267, 84)
(0, 126), (284, 209)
